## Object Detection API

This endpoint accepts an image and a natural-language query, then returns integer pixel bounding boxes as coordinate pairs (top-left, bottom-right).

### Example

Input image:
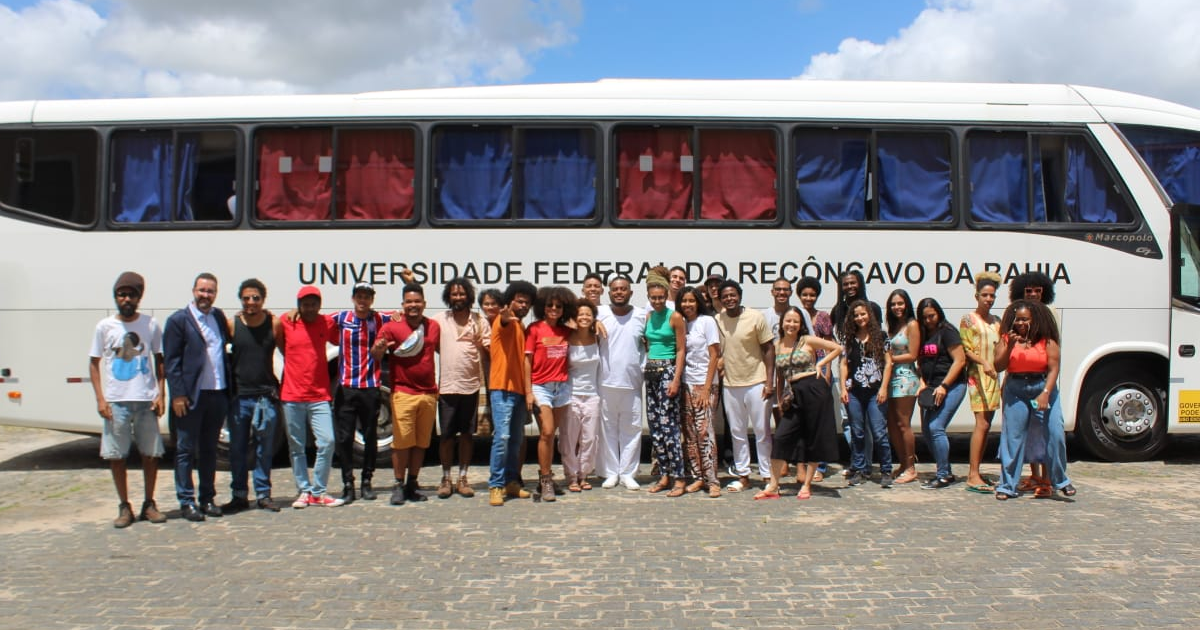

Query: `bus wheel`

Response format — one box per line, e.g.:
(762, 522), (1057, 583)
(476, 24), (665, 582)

(354, 385), (393, 466)
(1076, 361), (1167, 462)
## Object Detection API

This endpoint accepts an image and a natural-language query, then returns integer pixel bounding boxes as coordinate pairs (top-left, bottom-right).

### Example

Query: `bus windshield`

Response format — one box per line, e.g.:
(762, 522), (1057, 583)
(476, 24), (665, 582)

(1121, 124), (1200, 206)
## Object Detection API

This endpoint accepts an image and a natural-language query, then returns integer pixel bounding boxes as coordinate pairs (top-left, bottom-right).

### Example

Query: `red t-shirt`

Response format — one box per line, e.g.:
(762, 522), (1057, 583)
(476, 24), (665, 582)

(279, 314), (337, 403)
(525, 320), (571, 385)
(380, 317), (440, 395)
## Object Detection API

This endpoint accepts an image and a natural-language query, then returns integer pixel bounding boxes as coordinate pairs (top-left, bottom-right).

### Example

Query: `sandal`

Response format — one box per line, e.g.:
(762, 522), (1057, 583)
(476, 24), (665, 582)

(666, 484), (686, 498)
(796, 488), (812, 500)
(812, 471), (825, 483)
(567, 482), (582, 493)
(580, 479), (592, 491)
(1018, 475), (1047, 493)
(753, 489), (781, 500)
(1059, 483), (1077, 497)
(685, 480), (705, 494)
(995, 491), (1009, 501)
(647, 477), (670, 494)
(1033, 484), (1052, 499)
(725, 476), (749, 493)
(894, 468), (918, 484)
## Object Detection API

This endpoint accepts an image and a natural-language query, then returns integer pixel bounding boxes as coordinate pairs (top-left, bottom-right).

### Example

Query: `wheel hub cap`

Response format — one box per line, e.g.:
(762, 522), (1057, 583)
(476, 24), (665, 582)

(1101, 387), (1155, 438)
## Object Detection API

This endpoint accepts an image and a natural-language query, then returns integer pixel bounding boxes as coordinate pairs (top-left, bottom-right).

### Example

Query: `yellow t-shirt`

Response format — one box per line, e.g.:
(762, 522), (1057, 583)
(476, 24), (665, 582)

(717, 307), (774, 387)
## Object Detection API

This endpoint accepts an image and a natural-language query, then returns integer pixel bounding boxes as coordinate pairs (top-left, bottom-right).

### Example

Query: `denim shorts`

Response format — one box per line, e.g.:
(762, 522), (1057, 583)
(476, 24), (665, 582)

(532, 381), (571, 408)
(101, 401), (165, 460)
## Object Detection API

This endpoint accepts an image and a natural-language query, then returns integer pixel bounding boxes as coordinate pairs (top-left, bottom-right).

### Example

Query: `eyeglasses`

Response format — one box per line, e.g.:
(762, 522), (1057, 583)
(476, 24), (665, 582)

(545, 303), (563, 310)
(115, 291), (139, 299)
(241, 295), (263, 302)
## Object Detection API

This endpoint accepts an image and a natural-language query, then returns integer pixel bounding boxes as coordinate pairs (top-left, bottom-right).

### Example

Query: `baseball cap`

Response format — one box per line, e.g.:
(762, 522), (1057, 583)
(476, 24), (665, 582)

(297, 285), (322, 301)
(113, 271), (145, 296)
(352, 282), (375, 296)
(705, 273), (724, 284)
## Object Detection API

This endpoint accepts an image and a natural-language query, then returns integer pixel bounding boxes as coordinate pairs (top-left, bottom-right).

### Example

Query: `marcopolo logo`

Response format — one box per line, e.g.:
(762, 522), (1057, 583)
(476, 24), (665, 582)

(1085, 232), (1154, 243)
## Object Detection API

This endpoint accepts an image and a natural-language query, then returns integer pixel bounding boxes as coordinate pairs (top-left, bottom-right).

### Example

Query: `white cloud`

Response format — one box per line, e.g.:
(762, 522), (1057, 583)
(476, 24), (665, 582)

(798, 0), (1200, 108)
(0, 0), (580, 99)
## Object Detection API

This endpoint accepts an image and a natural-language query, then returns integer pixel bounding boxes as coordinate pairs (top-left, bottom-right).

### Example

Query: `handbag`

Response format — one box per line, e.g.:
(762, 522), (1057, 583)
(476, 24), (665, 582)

(918, 386), (937, 410)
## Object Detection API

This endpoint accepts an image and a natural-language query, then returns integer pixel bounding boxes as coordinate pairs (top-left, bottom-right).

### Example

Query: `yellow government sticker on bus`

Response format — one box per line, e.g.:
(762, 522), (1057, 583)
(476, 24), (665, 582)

(1179, 391), (1200, 423)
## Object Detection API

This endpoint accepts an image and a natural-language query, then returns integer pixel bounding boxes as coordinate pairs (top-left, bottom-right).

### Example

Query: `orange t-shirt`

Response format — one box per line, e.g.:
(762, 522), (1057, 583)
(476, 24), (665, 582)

(489, 314), (527, 394)
(1007, 336), (1049, 374)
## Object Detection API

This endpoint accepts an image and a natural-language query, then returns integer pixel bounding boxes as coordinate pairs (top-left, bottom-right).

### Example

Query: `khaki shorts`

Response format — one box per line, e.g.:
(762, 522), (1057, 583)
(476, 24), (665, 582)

(391, 391), (437, 449)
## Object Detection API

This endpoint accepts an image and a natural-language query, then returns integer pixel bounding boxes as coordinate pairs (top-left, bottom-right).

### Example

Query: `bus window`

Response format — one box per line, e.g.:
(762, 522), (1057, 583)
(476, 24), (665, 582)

(1119, 125), (1200, 206)
(256, 128), (333, 221)
(517, 128), (596, 220)
(794, 128), (870, 222)
(110, 129), (237, 224)
(433, 126), (513, 221)
(876, 132), (952, 222)
(0, 129), (98, 226)
(968, 131), (1035, 222)
(699, 129), (777, 221)
(335, 128), (416, 221)
(615, 127), (693, 221)
(1036, 134), (1132, 224)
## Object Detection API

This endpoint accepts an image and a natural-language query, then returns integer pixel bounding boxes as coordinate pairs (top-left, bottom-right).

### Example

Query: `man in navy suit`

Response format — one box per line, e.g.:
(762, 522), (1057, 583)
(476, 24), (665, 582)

(164, 272), (232, 522)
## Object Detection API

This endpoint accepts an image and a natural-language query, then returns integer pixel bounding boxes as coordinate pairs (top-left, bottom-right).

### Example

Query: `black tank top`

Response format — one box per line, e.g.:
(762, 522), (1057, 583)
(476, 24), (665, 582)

(231, 317), (278, 396)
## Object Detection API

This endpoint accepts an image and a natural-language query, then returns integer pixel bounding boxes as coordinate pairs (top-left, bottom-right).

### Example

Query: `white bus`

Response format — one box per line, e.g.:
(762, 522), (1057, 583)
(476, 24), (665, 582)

(2, 79), (1199, 462)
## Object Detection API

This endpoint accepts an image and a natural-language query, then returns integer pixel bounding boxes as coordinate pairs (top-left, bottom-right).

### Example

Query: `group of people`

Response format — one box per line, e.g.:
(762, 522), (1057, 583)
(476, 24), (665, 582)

(89, 266), (1073, 527)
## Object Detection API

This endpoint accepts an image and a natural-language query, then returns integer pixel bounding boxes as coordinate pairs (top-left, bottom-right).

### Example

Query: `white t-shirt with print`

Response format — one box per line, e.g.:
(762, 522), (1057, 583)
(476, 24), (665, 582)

(89, 314), (162, 402)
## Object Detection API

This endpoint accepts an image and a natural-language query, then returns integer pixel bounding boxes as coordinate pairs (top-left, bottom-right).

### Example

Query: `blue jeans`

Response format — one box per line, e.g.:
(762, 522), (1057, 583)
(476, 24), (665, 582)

(174, 390), (227, 507)
(282, 401), (335, 496)
(997, 377), (1071, 496)
(228, 395), (278, 500)
(846, 388), (892, 475)
(920, 381), (966, 480)
(488, 390), (527, 488)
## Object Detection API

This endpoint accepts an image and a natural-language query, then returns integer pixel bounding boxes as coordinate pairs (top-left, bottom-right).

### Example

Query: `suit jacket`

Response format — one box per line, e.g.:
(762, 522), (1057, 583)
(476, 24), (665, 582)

(164, 304), (232, 409)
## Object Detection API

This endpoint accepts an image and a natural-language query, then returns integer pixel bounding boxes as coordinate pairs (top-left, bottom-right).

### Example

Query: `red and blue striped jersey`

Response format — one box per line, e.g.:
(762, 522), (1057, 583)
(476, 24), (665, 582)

(332, 310), (390, 388)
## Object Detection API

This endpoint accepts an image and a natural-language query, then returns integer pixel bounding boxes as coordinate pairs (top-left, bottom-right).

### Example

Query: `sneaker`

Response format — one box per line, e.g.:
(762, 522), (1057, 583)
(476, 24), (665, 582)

(601, 475), (619, 489)
(113, 502), (134, 529)
(456, 476), (475, 498)
(390, 482), (406, 505)
(847, 471), (866, 487)
(310, 494), (345, 507)
(922, 476), (954, 490)
(880, 473), (894, 489)
(539, 474), (557, 503)
(489, 487), (505, 506)
(139, 500), (167, 523)
(437, 476), (454, 499)
(619, 475), (640, 491)
(360, 481), (377, 501)
(504, 481), (531, 499)
(292, 492), (311, 509)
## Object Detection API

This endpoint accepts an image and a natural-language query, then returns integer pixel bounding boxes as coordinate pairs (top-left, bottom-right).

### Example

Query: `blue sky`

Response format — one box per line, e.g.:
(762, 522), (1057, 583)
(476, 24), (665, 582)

(1, 0), (1198, 107)
(526, 1), (927, 83)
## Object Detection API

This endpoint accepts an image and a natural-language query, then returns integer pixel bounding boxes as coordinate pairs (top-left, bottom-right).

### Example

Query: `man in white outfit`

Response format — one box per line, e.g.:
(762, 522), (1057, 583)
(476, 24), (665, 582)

(716, 280), (776, 493)
(596, 275), (647, 490)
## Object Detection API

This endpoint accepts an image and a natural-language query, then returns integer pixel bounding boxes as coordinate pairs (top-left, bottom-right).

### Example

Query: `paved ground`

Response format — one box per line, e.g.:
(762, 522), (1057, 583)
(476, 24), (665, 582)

(2, 425), (1200, 629)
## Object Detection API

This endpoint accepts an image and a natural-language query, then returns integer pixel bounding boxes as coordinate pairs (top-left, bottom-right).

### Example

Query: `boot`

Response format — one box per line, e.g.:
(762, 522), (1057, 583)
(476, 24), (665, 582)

(456, 475), (475, 498)
(360, 479), (377, 501)
(539, 473), (556, 503)
(341, 482), (356, 505)
(113, 502), (134, 529)
(404, 478), (427, 502)
(139, 500), (167, 524)
(390, 481), (406, 505)
(436, 476), (454, 499)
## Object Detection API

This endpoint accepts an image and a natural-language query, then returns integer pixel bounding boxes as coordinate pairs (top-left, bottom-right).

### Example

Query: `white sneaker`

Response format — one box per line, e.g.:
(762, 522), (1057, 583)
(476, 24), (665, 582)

(601, 476), (619, 489)
(619, 475), (640, 490)
(291, 492), (311, 509)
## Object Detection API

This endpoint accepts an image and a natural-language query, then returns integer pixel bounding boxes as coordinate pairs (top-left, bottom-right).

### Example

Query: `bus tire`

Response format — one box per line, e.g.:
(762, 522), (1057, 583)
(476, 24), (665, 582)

(353, 385), (394, 466)
(1075, 360), (1167, 462)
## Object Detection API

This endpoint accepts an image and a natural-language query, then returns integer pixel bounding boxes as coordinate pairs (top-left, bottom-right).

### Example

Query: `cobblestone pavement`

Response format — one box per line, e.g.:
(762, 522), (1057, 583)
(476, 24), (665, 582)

(2, 425), (1200, 629)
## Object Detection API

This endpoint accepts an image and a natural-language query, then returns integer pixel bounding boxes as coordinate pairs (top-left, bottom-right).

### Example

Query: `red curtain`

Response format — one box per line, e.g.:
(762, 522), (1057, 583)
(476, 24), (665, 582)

(700, 129), (777, 220)
(616, 128), (693, 220)
(336, 129), (416, 220)
(256, 128), (333, 221)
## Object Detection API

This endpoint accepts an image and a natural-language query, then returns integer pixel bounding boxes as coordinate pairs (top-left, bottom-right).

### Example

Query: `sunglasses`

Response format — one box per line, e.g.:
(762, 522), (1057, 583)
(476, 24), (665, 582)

(115, 291), (139, 299)
(241, 295), (263, 302)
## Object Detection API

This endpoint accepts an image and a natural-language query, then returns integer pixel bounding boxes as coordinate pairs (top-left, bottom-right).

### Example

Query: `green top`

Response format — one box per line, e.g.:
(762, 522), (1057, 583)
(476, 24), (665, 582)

(645, 308), (677, 361)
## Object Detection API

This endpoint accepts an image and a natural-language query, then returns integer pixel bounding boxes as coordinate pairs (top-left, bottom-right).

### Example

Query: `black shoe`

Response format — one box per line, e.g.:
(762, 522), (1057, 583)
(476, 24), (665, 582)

(880, 473), (894, 489)
(221, 497), (250, 514)
(200, 502), (223, 517)
(255, 497), (281, 512)
(341, 483), (356, 505)
(922, 476), (954, 490)
(404, 480), (427, 502)
(360, 481), (377, 501)
(847, 471), (866, 486)
(390, 482), (406, 505)
(181, 504), (206, 522)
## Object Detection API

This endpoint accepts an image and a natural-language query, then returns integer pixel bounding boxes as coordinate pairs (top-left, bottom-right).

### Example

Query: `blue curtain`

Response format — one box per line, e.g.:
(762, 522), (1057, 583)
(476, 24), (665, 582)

(1121, 125), (1200, 206)
(112, 133), (173, 223)
(174, 136), (199, 221)
(1063, 137), (1121, 223)
(968, 134), (1029, 222)
(794, 130), (868, 221)
(877, 134), (951, 222)
(520, 129), (596, 219)
(435, 129), (513, 220)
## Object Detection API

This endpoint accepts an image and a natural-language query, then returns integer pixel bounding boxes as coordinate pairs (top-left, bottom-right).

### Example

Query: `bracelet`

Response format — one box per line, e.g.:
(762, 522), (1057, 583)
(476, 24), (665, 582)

(1042, 389), (1051, 394)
